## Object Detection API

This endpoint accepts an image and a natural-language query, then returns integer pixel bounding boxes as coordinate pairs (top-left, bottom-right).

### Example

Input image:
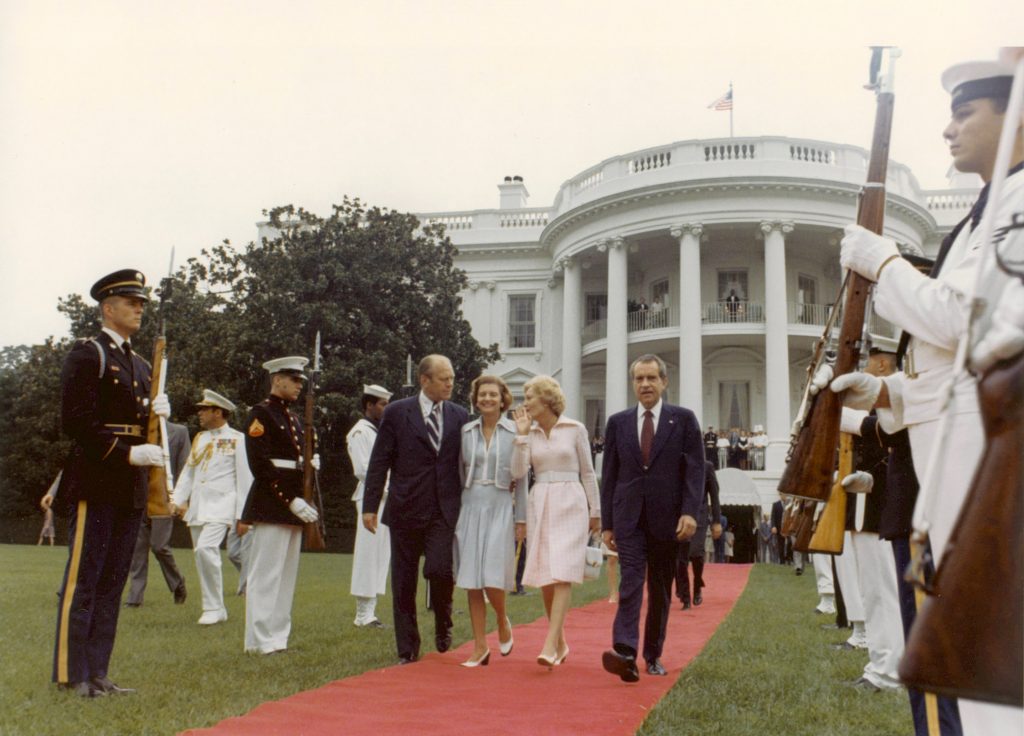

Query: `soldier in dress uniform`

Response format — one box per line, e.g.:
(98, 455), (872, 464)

(346, 383), (393, 628)
(52, 269), (171, 697)
(240, 356), (320, 654)
(703, 426), (718, 467)
(170, 390), (254, 625)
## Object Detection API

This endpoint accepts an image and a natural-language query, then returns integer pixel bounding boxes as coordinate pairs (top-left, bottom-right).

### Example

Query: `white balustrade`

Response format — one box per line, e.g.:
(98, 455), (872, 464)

(702, 301), (765, 324)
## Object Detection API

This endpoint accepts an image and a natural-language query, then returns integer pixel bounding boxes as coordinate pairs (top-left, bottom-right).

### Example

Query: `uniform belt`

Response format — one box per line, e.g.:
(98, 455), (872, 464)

(105, 423), (143, 437)
(270, 458), (301, 470)
(535, 471), (579, 483)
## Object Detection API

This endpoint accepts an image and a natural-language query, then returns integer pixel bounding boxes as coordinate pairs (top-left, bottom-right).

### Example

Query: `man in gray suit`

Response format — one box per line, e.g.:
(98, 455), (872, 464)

(124, 421), (190, 607)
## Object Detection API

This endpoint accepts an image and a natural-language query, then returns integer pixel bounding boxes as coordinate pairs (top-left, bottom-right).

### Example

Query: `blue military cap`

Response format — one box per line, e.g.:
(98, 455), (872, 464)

(90, 269), (149, 302)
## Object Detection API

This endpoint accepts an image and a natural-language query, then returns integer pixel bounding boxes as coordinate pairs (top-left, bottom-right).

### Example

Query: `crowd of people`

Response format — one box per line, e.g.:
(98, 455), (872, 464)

(42, 50), (1022, 735)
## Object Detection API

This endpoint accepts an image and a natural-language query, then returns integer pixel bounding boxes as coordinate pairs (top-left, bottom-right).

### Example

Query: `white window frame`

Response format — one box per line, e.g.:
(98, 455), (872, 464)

(505, 291), (541, 353)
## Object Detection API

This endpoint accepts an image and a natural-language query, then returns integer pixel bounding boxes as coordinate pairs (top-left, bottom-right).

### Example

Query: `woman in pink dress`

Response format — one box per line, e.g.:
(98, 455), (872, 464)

(511, 375), (600, 668)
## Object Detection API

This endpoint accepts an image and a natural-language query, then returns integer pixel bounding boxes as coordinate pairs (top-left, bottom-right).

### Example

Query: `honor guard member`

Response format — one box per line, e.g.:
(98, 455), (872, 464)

(240, 357), (320, 654)
(170, 390), (254, 625)
(53, 269), (171, 697)
(823, 53), (1023, 734)
(702, 426), (718, 467)
(346, 383), (393, 628)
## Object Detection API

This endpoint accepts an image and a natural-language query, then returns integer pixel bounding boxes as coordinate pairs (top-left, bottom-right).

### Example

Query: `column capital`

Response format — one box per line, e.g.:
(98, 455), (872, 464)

(468, 280), (480, 291)
(547, 278), (558, 289)
(485, 280), (497, 291)
(670, 222), (704, 239)
(759, 220), (795, 235)
(595, 240), (608, 253)
(610, 236), (626, 250)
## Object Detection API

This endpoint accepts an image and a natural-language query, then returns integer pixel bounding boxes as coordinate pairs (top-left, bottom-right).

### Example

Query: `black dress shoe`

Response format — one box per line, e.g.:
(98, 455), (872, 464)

(123, 601), (141, 608)
(398, 655), (418, 665)
(681, 601), (691, 610)
(174, 581), (187, 605)
(435, 632), (452, 653)
(60, 681), (106, 698)
(646, 659), (668, 676)
(90, 676), (135, 695)
(693, 593), (703, 606)
(601, 649), (640, 683)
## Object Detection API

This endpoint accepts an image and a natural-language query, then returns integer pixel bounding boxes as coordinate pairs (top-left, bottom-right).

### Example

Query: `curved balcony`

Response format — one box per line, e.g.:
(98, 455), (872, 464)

(579, 301), (896, 352)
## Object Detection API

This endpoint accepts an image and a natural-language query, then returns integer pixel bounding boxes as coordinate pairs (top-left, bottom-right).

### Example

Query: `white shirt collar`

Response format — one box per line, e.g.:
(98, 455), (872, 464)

(637, 399), (663, 438)
(101, 327), (130, 351)
(419, 391), (442, 418)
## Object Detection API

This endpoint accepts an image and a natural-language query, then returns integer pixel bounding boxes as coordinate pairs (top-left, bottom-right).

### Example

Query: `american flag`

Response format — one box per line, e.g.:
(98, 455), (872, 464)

(707, 89), (732, 111)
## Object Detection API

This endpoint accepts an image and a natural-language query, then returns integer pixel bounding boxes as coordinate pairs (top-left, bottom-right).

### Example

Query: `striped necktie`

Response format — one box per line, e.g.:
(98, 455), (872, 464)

(427, 402), (442, 452)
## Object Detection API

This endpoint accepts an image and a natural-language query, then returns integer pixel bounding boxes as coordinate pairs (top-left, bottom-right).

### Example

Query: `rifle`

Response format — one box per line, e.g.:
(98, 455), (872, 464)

(898, 352), (1023, 706)
(778, 47), (900, 502)
(146, 249), (176, 517)
(302, 331), (327, 551)
(806, 434), (851, 555)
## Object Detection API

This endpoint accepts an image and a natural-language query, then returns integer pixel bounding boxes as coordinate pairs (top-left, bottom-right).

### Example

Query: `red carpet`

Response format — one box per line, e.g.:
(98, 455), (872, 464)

(183, 564), (751, 736)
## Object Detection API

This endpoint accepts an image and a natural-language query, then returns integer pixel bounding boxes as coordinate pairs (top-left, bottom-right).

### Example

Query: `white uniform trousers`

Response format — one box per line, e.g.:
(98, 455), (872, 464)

(190, 522), (231, 616)
(350, 500), (391, 625)
(227, 526), (252, 595)
(244, 523), (302, 654)
(834, 533), (865, 622)
(813, 553), (834, 595)
(850, 532), (903, 689)
(908, 415), (1022, 734)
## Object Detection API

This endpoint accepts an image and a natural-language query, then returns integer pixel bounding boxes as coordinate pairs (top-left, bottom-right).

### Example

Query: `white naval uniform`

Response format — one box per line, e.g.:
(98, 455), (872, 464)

(874, 169), (1024, 733)
(172, 425), (254, 620)
(346, 418), (390, 625)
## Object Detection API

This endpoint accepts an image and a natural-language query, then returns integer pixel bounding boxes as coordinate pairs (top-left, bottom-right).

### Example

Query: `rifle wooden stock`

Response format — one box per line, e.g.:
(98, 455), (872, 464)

(807, 434), (852, 555)
(778, 91), (894, 502)
(899, 353), (1023, 707)
(791, 501), (817, 553)
(145, 337), (171, 517)
(302, 379), (326, 551)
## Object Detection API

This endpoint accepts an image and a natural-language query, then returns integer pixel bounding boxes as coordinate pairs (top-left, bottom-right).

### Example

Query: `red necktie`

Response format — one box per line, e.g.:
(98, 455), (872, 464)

(641, 410), (654, 466)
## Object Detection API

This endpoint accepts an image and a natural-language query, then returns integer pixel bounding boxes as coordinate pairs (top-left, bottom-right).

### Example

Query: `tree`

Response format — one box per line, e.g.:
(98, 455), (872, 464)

(0, 198), (499, 542)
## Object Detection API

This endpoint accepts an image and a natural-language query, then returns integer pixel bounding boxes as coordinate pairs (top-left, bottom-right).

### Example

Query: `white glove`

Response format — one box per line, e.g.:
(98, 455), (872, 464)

(808, 364), (833, 396)
(840, 407), (868, 436)
(129, 444), (165, 467)
(840, 224), (900, 282)
(151, 393), (171, 419)
(841, 470), (874, 494)
(830, 371), (882, 411)
(289, 497), (319, 523)
(972, 280), (1024, 373)
(310, 453), (321, 471)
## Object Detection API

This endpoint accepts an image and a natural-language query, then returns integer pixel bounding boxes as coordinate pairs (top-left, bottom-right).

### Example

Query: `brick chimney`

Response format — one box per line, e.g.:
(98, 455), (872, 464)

(498, 175), (529, 209)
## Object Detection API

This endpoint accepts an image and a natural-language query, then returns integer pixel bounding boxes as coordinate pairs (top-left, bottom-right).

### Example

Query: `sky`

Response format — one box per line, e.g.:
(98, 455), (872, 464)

(1, 0), (1021, 348)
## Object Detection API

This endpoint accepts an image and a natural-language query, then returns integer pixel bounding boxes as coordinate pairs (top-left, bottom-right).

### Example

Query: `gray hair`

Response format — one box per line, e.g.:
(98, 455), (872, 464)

(630, 354), (668, 379)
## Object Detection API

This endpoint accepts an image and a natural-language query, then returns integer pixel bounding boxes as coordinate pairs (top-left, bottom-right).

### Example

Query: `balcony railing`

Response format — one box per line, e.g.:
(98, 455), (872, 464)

(703, 301), (764, 324)
(788, 302), (829, 326)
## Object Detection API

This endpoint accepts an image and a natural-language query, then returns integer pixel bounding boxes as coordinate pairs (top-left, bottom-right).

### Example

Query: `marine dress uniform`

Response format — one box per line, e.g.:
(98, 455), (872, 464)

(240, 357), (318, 654)
(171, 390), (253, 625)
(53, 269), (166, 697)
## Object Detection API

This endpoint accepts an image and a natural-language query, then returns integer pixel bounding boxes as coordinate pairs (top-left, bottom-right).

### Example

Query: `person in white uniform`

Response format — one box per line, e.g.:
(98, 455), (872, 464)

(170, 390), (253, 625)
(346, 383), (393, 628)
(821, 54), (1023, 734)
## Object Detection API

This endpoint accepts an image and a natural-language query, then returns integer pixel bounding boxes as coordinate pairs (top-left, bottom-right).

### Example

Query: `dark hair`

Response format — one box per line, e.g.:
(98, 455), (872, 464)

(361, 394), (386, 412)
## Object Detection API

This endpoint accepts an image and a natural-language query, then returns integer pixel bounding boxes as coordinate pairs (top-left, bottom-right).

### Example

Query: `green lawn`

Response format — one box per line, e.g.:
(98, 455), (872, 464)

(0, 546), (910, 735)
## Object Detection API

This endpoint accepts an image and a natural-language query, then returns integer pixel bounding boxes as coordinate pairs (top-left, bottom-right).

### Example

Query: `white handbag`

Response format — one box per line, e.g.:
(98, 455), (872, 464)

(584, 536), (604, 581)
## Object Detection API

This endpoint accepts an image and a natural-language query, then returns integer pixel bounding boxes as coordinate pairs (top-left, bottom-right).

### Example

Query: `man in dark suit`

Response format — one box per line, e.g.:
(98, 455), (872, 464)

(600, 354), (704, 682)
(52, 269), (171, 697)
(675, 461), (722, 609)
(362, 354), (469, 664)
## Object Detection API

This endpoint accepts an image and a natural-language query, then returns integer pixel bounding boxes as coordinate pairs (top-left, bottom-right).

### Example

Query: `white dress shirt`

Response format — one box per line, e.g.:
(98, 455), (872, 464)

(636, 398), (663, 443)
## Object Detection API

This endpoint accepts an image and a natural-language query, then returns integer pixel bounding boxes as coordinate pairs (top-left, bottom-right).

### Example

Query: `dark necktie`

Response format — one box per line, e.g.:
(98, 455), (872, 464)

(427, 402), (442, 452)
(122, 341), (135, 382)
(641, 410), (654, 465)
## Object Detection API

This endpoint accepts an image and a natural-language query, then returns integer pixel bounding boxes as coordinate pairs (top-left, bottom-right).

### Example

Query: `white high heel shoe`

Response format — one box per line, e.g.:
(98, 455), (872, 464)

(499, 617), (514, 656)
(461, 650), (491, 668)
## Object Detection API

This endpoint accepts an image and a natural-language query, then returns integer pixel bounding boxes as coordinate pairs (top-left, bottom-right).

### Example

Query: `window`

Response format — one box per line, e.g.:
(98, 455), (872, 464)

(585, 293), (607, 325)
(717, 270), (748, 301)
(797, 274), (817, 324)
(651, 278), (670, 307)
(508, 294), (536, 349)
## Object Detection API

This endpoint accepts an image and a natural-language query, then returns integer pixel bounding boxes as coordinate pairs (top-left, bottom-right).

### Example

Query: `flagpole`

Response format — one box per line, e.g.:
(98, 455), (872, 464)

(729, 82), (734, 137)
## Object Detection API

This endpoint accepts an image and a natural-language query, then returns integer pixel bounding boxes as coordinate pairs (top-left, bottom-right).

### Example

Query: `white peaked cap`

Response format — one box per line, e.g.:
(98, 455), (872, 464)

(195, 389), (236, 412)
(262, 356), (309, 379)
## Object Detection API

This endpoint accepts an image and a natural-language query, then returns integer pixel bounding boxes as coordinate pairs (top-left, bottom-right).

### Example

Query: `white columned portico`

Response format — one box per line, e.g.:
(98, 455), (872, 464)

(559, 256), (582, 420)
(604, 238), (628, 416)
(761, 220), (793, 471)
(672, 223), (703, 421)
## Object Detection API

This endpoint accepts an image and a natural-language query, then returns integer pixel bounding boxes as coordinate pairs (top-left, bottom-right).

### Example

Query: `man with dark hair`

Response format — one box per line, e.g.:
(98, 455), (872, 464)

(347, 383), (393, 628)
(53, 269), (171, 697)
(675, 461), (721, 609)
(363, 355), (469, 664)
(600, 353), (704, 682)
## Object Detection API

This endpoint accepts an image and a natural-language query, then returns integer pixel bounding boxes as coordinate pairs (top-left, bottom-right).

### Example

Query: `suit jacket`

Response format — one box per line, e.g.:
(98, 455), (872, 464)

(60, 335), (152, 509)
(844, 415), (888, 534)
(693, 461), (722, 538)
(363, 395), (469, 529)
(858, 415), (917, 540)
(600, 403), (704, 541)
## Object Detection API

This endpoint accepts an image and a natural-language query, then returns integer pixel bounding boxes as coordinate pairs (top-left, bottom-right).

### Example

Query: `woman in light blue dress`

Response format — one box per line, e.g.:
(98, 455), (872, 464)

(454, 375), (527, 667)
